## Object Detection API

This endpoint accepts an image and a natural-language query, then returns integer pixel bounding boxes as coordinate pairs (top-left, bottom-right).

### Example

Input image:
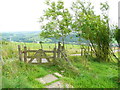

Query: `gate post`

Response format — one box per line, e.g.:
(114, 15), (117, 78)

(24, 46), (27, 62)
(57, 42), (61, 58)
(18, 45), (22, 61)
(53, 47), (56, 62)
(91, 47), (93, 56)
(83, 48), (85, 56)
(81, 48), (82, 56)
(88, 46), (90, 55)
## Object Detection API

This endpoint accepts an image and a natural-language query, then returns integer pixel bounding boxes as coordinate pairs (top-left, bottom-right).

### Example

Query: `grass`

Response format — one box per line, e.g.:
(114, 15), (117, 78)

(2, 60), (49, 88)
(60, 56), (118, 88)
(2, 56), (118, 88)
(2, 41), (119, 88)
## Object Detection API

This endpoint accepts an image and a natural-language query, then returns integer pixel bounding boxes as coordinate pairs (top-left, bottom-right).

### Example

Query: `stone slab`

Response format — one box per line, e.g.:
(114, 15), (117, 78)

(54, 72), (63, 77)
(46, 81), (73, 88)
(46, 81), (63, 88)
(36, 74), (58, 84)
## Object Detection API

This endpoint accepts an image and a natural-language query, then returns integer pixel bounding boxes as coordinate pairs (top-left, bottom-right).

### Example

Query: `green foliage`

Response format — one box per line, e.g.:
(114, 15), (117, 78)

(71, 0), (111, 62)
(2, 60), (48, 88)
(61, 56), (118, 88)
(2, 42), (18, 59)
(40, 0), (72, 44)
(114, 28), (120, 47)
(54, 58), (80, 75)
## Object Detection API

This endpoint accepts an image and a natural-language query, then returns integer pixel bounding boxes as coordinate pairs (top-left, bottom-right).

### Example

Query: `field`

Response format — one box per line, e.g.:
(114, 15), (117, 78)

(1, 42), (119, 88)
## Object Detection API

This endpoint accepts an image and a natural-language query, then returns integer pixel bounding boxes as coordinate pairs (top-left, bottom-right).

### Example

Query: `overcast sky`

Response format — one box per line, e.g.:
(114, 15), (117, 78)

(0, 0), (119, 32)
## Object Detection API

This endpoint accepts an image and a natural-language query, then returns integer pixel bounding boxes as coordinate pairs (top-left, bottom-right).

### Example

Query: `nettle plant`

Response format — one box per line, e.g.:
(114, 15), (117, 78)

(40, 0), (72, 47)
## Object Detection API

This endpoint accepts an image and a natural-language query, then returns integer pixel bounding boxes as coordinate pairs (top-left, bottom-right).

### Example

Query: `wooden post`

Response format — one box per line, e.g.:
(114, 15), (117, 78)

(84, 48), (87, 57)
(58, 42), (61, 50)
(57, 42), (61, 58)
(88, 46), (90, 55)
(61, 46), (63, 51)
(91, 47), (93, 56)
(83, 48), (85, 56)
(61, 46), (64, 58)
(82, 48), (83, 56)
(53, 47), (56, 62)
(55, 43), (56, 48)
(36, 55), (42, 64)
(66, 43), (67, 50)
(81, 48), (82, 56)
(38, 58), (42, 64)
(18, 45), (22, 61)
(81, 48), (83, 56)
(28, 47), (30, 56)
(84, 48), (85, 56)
(24, 46), (27, 62)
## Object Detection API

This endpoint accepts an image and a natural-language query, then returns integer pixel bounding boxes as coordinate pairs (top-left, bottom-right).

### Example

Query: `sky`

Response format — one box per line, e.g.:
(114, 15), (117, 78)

(0, 0), (119, 32)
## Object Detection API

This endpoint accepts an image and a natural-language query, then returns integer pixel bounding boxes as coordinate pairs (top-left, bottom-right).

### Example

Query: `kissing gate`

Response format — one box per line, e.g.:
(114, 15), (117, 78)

(18, 42), (69, 64)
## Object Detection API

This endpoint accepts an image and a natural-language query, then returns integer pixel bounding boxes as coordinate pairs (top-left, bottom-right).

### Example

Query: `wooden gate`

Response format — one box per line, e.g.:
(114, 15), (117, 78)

(18, 42), (69, 64)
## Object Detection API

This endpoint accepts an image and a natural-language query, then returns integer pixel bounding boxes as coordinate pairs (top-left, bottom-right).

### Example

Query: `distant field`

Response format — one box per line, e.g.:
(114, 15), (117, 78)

(2, 42), (119, 60)
(2, 42), (81, 59)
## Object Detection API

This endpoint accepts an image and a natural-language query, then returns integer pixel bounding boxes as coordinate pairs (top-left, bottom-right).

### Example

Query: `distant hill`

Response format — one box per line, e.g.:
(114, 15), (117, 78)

(1, 31), (89, 44)
(2, 31), (41, 43)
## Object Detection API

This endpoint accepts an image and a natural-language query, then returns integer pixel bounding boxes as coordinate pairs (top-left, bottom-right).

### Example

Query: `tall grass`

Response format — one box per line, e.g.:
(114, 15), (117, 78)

(2, 60), (49, 88)
(60, 56), (118, 88)
(2, 42), (18, 59)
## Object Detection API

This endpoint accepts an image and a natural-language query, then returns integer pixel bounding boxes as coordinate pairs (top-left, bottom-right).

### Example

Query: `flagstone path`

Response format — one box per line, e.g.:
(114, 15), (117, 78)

(36, 72), (73, 88)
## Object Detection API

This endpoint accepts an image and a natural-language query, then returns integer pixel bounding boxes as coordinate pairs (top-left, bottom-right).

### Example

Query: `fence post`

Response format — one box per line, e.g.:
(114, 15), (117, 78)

(82, 47), (85, 56)
(84, 48), (87, 57)
(88, 46), (90, 55)
(28, 47), (30, 56)
(84, 48), (85, 56)
(55, 43), (56, 48)
(91, 47), (93, 56)
(61, 46), (64, 51)
(57, 42), (61, 58)
(81, 48), (82, 56)
(53, 47), (56, 62)
(81, 48), (83, 56)
(24, 46), (27, 62)
(114, 46), (115, 52)
(18, 45), (22, 61)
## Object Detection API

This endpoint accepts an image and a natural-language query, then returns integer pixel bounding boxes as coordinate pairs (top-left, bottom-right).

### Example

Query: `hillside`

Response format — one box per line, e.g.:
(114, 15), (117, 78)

(2, 42), (119, 88)
(1, 31), (89, 44)
(2, 31), (43, 43)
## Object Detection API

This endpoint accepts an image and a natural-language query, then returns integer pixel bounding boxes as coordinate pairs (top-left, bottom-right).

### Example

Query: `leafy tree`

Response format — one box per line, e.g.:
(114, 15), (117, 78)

(114, 28), (120, 48)
(114, 27), (120, 60)
(71, 0), (111, 62)
(40, 0), (72, 47)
